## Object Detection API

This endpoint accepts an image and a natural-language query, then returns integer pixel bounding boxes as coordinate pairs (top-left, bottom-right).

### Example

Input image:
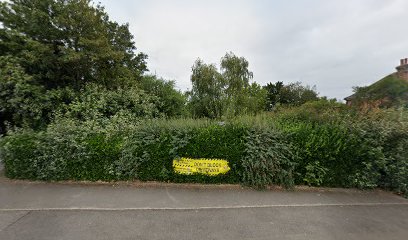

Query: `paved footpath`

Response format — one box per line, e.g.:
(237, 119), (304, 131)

(0, 174), (407, 240)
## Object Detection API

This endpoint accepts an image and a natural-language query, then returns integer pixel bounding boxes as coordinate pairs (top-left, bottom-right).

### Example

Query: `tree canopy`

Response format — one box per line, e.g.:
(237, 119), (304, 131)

(140, 75), (187, 118)
(0, 0), (154, 133)
(0, 0), (147, 89)
(188, 59), (224, 119)
(188, 52), (266, 119)
(264, 81), (319, 110)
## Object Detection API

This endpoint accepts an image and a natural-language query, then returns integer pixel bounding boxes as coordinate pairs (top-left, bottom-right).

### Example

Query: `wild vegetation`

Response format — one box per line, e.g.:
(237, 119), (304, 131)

(0, 1), (407, 196)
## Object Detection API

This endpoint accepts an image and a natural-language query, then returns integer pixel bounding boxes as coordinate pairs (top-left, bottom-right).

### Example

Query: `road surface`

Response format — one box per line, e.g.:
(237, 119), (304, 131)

(0, 175), (407, 240)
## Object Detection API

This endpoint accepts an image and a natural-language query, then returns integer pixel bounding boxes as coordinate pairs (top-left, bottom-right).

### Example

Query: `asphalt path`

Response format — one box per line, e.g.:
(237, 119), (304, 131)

(0, 176), (407, 239)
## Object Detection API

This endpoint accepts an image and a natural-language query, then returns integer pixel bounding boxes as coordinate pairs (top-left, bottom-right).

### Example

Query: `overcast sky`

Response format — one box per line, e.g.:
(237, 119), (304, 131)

(99, 0), (408, 100)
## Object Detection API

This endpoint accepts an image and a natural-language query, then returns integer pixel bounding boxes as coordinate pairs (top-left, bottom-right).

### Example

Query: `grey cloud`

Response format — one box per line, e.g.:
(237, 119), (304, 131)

(100, 0), (408, 100)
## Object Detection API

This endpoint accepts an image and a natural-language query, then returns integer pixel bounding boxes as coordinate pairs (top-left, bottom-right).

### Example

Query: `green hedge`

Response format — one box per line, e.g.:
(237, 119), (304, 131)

(1, 103), (407, 196)
(270, 103), (408, 196)
(120, 121), (248, 184)
(0, 118), (296, 188)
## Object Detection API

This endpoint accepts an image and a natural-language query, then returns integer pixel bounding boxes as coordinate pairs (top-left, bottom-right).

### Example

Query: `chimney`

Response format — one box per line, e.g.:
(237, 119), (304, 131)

(396, 58), (408, 82)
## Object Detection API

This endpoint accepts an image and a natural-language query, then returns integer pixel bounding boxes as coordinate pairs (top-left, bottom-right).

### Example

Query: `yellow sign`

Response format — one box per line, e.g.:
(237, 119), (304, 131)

(173, 157), (230, 176)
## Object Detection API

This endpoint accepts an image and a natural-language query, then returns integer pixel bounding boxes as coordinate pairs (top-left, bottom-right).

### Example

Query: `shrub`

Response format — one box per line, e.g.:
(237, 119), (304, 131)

(354, 109), (408, 196)
(279, 121), (368, 187)
(241, 127), (296, 189)
(1, 129), (42, 179)
(0, 117), (297, 188)
(1, 104), (407, 196)
(59, 83), (162, 122)
(120, 120), (247, 184)
(271, 103), (408, 196)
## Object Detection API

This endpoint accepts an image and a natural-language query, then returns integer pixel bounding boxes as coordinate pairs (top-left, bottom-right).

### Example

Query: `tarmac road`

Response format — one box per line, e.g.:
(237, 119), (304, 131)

(0, 177), (407, 240)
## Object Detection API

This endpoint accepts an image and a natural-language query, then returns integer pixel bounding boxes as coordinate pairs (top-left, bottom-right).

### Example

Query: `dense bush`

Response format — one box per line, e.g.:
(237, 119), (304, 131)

(270, 102), (408, 196)
(241, 127), (296, 189)
(355, 110), (408, 195)
(139, 75), (187, 118)
(59, 83), (162, 122)
(120, 120), (247, 183)
(0, 117), (295, 188)
(1, 102), (407, 196)
(1, 119), (122, 181)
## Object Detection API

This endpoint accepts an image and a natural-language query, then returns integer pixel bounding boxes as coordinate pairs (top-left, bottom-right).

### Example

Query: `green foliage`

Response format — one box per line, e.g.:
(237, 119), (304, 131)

(272, 102), (408, 196)
(272, 101), (378, 187)
(273, 99), (353, 124)
(0, 118), (293, 189)
(0, 129), (41, 179)
(220, 52), (253, 96)
(264, 81), (319, 110)
(0, 1), (171, 133)
(264, 81), (284, 111)
(0, 55), (72, 132)
(121, 120), (247, 183)
(188, 59), (224, 119)
(0, 115), (146, 180)
(220, 52), (255, 116)
(241, 82), (267, 115)
(303, 161), (328, 186)
(1, 97), (407, 196)
(188, 53), (265, 118)
(140, 75), (187, 118)
(0, 0), (147, 89)
(59, 83), (161, 122)
(1, 119), (119, 181)
(241, 127), (296, 189)
(355, 110), (408, 196)
(224, 82), (267, 118)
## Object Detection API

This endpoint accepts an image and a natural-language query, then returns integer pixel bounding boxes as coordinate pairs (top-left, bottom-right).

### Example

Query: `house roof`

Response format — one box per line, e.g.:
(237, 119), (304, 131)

(345, 73), (408, 102)
(344, 94), (356, 101)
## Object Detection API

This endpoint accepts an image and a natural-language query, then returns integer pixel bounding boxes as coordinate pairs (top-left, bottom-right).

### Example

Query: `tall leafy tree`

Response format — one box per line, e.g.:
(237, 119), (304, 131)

(188, 59), (224, 119)
(188, 53), (265, 118)
(0, 0), (149, 133)
(0, 0), (147, 89)
(220, 52), (254, 116)
(220, 52), (253, 98)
